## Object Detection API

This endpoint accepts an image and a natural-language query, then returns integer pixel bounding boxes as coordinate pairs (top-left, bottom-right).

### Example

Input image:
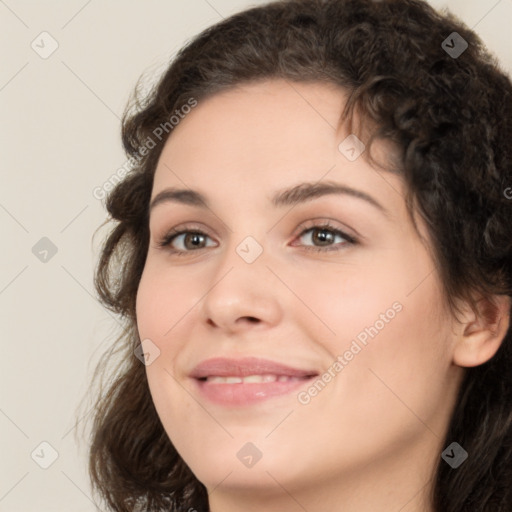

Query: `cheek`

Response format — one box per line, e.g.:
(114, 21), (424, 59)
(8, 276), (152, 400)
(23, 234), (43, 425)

(135, 270), (196, 427)
(308, 248), (450, 404)
(292, 260), (401, 343)
(135, 265), (197, 342)
(331, 276), (450, 429)
(135, 272), (165, 342)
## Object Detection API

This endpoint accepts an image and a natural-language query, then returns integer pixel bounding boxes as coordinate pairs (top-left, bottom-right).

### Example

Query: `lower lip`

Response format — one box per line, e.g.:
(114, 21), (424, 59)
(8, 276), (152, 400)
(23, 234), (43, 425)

(191, 377), (315, 406)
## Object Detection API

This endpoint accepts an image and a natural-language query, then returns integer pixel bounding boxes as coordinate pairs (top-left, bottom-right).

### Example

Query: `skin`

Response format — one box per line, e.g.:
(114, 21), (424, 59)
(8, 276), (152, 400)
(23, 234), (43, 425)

(135, 79), (509, 512)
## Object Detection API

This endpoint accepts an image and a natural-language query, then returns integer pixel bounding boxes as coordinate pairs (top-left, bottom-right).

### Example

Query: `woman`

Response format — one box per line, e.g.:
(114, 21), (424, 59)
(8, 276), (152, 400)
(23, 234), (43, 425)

(85, 0), (512, 510)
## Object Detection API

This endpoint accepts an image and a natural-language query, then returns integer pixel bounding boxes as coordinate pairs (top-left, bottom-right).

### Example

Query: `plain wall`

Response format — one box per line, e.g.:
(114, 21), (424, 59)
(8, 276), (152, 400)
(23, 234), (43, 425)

(1, 1), (511, 510)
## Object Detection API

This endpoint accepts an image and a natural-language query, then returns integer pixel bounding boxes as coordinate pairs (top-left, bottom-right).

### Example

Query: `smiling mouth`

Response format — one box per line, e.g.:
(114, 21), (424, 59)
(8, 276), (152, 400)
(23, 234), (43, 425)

(189, 356), (319, 406)
(198, 374), (313, 384)
(192, 373), (317, 406)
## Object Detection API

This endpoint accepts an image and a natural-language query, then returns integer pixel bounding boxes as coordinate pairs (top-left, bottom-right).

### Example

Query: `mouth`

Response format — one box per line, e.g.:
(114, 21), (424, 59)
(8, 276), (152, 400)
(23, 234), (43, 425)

(189, 357), (319, 406)
(198, 374), (310, 384)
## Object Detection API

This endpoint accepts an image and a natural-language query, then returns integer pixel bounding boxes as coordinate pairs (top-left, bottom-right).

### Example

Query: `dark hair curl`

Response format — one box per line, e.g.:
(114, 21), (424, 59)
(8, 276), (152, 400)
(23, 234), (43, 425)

(81, 1), (512, 510)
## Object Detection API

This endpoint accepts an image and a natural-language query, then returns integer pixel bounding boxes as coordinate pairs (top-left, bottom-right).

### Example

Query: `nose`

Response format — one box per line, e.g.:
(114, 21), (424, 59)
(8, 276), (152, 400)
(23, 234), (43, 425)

(200, 243), (283, 334)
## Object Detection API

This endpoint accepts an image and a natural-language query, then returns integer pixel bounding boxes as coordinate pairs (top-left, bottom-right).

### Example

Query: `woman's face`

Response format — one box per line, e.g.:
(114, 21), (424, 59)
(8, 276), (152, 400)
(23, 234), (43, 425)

(136, 80), (464, 509)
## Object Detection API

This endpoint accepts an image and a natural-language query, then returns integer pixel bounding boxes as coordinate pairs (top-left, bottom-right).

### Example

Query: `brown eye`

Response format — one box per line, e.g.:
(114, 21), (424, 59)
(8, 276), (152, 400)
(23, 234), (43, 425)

(158, 229), (215, 255)
(295, 223), (356, 252)
(181, 232), (208, 250)
(310, 228), (336, 246)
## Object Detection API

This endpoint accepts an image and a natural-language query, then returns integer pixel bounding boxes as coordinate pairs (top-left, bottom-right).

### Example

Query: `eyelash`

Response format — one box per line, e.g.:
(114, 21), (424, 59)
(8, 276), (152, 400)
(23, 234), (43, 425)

(156, 221), (357, 257)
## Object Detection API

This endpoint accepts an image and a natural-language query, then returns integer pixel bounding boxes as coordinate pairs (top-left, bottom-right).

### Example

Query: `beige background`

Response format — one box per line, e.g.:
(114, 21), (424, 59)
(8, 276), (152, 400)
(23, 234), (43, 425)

(1, 0), (511, 510)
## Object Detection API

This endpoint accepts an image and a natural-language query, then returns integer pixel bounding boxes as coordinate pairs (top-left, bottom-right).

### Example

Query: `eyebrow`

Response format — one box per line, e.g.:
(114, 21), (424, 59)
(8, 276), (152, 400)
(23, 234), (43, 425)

(149, 180), (389, 216)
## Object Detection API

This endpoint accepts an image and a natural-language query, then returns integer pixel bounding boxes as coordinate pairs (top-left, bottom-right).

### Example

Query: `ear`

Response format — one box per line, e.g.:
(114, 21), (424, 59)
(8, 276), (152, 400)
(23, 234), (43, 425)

(452, 294), (511, 368)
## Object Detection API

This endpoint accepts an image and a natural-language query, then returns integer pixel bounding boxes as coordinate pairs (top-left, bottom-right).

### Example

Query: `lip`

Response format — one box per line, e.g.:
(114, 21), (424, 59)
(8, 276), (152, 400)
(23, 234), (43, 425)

(189, 357), (318, 407)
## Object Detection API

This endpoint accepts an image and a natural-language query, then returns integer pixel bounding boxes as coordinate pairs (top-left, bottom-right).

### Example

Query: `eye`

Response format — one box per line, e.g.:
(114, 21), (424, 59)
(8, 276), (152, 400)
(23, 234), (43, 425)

(292, 222), (357, 252)
(156, 227), (216, 256)
(156, 221), (357, 256)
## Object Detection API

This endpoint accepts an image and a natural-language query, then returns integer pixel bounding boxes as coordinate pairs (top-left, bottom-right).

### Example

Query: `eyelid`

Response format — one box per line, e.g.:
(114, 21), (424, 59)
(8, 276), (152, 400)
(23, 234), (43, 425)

(155, 218), (358, 256)
(292, 217), (358, 240)
(154, 222), (215, 248)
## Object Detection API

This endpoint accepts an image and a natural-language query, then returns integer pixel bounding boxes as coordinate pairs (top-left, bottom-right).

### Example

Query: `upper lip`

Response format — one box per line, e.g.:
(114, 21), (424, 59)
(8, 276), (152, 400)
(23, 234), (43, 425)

(189, 357), (319, 379)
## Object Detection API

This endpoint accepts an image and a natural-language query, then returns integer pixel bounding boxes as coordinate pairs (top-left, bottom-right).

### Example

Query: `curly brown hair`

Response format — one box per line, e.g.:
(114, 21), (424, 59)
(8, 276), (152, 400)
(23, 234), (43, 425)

(81, 0), (512, 510)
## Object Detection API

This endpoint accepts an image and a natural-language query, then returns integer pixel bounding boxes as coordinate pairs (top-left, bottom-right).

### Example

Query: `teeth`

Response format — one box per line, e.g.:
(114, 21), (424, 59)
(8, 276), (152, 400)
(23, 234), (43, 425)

(207, 376), (243, 384)
(205, 374), (304, 384)
(244, 374), (275, 383)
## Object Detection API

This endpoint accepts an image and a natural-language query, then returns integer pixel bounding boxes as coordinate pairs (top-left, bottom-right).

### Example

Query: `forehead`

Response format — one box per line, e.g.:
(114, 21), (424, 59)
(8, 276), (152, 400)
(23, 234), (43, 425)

(164, 80), (344, 156)
(154, 79), (396, 185)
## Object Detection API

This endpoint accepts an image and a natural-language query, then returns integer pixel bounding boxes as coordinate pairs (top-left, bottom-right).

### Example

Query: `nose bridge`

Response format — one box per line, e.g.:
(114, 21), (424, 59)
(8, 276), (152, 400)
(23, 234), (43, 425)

(214, 229), (272, 299)
(215, 198), (272, 273)
(200, 228), (283, 329)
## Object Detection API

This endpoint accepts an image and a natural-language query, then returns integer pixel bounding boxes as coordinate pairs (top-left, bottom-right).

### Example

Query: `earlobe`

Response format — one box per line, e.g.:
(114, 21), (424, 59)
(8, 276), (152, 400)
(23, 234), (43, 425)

(452, 295), (511, 368)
